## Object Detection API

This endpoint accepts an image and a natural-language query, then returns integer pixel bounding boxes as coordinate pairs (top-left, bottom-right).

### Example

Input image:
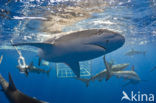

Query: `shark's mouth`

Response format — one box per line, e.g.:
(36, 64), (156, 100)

(84, 43), (107, 51)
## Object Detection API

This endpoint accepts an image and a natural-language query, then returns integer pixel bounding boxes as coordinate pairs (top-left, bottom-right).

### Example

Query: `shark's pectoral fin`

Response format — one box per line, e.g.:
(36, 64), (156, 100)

(8, 73), (16, 91)
(12, 42), (54, 50)
(65, 61), (80, 78)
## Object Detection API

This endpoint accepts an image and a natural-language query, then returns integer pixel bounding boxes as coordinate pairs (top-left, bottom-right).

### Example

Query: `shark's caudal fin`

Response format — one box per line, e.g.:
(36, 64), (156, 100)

(103, 56), (111, 81)
(8, 73), (17, 91)
(12, 43), (53, 50)
(76, 78), (90, 87)
(65, 61), (80, 78)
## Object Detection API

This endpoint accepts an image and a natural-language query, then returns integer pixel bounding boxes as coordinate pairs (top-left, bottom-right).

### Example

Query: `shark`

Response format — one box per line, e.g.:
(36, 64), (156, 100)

(111, 65), (141, 86)
(76, 56), (129, 87)
(0, 73), (48, 103)
(12, 29), (125, 77)
(125, 48), (146, 56)
(16, 62), (52, 77)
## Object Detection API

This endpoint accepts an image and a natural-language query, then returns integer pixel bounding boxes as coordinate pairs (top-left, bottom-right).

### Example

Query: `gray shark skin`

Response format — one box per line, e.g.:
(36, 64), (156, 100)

(125, 48), (146, 56)
(91, 63), (129, 82)
(0, 73), (48, 103)
(77, 61), (129, 87)
(112, 70), (141, 87)
(16, 62), (51, 76)
(13, 29), (125, 77)
(112, 71), (140, 81)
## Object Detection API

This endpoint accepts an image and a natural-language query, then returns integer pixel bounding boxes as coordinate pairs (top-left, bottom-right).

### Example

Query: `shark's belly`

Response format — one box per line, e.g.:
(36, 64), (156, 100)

(42, 44), (107, 62)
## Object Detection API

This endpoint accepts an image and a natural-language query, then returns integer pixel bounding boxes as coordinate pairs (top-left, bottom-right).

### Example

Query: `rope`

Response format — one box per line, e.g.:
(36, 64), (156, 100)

(10, 40), (28, 68)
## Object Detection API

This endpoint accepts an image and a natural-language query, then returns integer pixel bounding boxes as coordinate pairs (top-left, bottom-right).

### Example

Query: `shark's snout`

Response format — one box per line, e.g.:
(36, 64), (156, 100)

(115, 34), (125, 47)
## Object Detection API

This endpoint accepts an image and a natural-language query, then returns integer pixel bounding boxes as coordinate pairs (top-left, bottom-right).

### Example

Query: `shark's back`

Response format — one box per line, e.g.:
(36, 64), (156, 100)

(46, 29), (118, 45)
(7, 90), (44, 103)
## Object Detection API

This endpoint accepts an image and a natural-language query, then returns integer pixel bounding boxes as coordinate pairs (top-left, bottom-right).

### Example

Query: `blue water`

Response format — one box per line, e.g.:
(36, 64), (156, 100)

(0, 0), (156, 103)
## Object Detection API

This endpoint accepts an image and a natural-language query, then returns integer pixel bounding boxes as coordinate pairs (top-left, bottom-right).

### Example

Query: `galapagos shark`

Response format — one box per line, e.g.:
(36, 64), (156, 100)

(17, 62), (52, 77)
(12, 29), (125, 77)
(125, 48), (146, 56)
(0, 73), (48, 103)
(112, 65), (141, 86)
(77, 56), (129, 87)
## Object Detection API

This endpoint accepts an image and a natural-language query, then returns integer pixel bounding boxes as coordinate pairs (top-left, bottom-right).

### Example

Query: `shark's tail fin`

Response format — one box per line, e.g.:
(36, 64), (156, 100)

(76, 78), (90, 87)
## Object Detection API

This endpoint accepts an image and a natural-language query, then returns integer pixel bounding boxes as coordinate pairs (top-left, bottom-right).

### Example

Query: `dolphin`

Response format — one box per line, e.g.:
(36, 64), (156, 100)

(12, 29), (125, 77)
(125, 48), (146, 56)
(0, 73), (48, 103)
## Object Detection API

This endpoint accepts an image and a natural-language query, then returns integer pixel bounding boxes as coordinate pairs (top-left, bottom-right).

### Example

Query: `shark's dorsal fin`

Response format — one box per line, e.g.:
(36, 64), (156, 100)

(8, 73), (17, 91)
(131, 65), (135, 71)
(65, 61), (80, 78)
(12, 43), (53, 50)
